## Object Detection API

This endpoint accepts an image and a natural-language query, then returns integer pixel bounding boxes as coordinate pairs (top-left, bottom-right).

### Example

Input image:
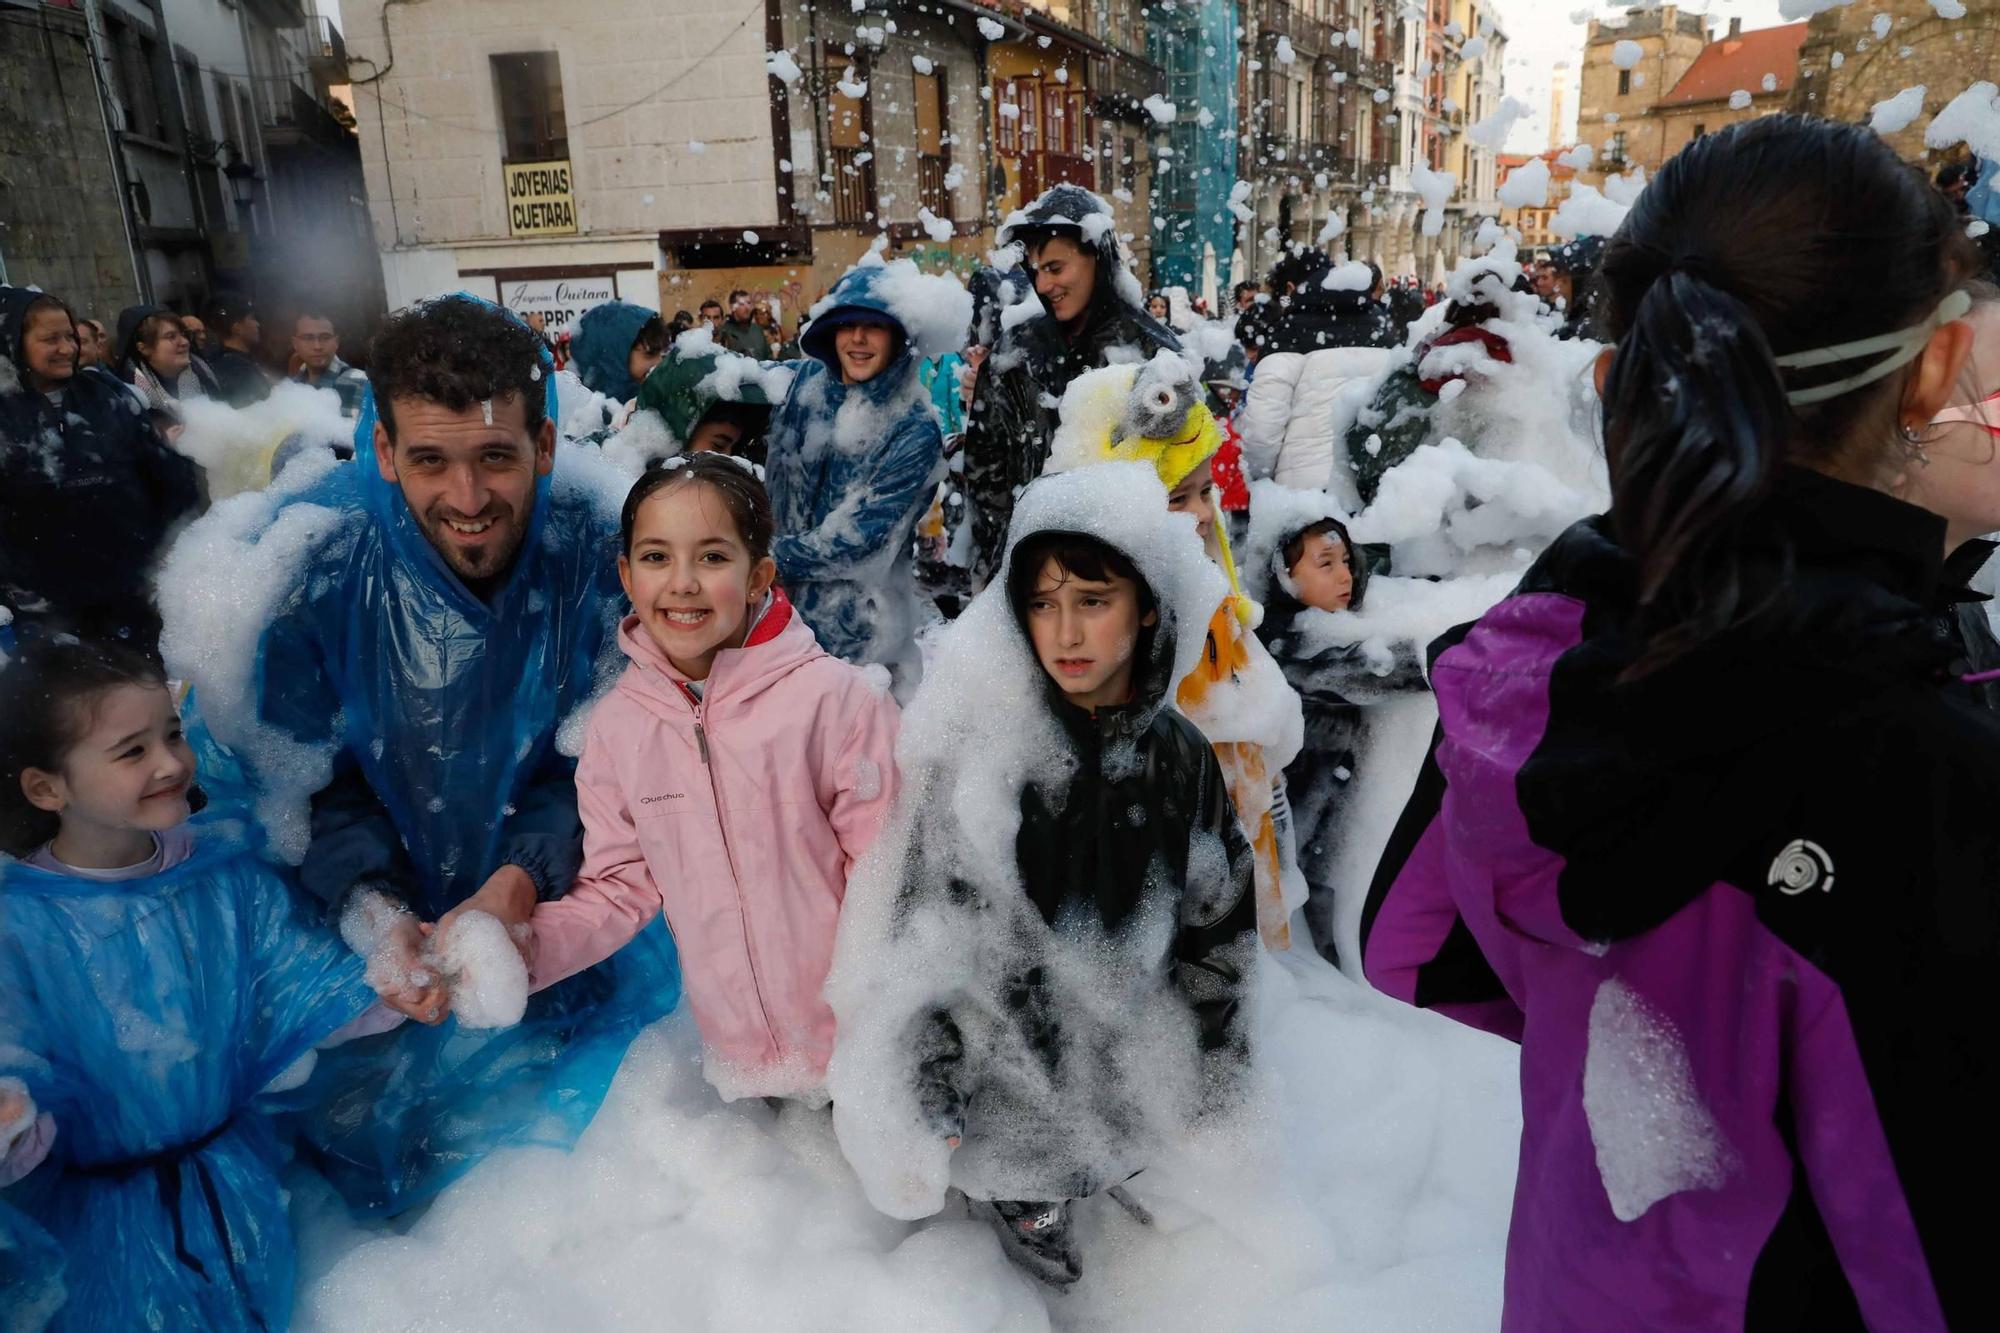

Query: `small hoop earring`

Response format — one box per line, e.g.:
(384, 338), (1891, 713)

(1899, 422), (1932, 467)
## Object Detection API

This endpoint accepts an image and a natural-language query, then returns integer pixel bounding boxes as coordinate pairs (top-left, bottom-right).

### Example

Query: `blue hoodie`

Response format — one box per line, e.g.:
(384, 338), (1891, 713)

(567, 300), (657, 401)
(765, 265), (945, 692)
(195, 296), (680, 1215)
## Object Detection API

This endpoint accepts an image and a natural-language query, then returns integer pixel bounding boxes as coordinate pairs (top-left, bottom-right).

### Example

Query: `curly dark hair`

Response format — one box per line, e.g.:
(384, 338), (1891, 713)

(367, 296), (548, 440)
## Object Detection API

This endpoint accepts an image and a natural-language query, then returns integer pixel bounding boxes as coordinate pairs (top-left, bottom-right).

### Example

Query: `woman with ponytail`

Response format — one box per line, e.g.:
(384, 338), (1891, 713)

(1361, 115), (2000, 1331)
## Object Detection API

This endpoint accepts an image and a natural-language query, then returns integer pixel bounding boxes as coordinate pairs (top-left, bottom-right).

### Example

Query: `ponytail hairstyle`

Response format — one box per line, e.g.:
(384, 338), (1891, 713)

(0, 639), (171, 856)
(1599, 115), (1981, 675)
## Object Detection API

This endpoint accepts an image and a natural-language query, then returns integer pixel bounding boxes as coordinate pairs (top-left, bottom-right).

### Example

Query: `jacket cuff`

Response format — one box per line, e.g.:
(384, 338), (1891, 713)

(500, 848), (568, 903)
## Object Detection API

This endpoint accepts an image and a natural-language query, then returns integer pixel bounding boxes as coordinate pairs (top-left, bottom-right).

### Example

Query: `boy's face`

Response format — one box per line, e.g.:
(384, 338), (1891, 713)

(1166, 460), (1220, 560)
(686, 417), (744, 455)
(1030, 236), (1096, 324)
(1023, 556), (1156, 712)
(1290, 530), (1355, 613)
(20, 308), (78, 387)
(628, 342), (665, 386)
(835, 321), (894, 384)
(21, 684), (195, 838)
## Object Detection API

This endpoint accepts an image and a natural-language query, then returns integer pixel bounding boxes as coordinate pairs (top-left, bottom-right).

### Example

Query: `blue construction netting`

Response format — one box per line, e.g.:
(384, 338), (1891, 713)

(1147, 0), (1239, 290)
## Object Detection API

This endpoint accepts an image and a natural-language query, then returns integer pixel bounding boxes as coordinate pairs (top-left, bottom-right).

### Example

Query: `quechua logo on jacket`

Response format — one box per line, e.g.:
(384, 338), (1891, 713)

(1767, 839), (1835, 896)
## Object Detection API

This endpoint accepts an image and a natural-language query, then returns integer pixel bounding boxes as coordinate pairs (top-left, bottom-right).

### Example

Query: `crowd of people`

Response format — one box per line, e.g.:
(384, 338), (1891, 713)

(2, 112), (1999, 1332)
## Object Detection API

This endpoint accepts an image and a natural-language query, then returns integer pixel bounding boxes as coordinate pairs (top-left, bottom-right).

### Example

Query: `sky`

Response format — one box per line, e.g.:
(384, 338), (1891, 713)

(1494, 0), (1796, 153)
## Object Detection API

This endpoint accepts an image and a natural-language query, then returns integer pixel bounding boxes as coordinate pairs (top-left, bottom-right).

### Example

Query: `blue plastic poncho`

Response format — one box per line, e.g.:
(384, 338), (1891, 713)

(0, 826), (375, 1332)
(767, 265), (945, 693)
(202, 301), (681, 1216)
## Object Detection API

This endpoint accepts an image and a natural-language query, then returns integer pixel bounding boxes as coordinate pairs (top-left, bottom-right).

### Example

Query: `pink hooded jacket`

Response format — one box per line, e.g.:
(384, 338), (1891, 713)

(528, 588), (900, 1098)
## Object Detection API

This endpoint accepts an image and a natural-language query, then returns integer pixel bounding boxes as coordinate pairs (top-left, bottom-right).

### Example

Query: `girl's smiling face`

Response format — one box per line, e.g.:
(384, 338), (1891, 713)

(619, 478), (777, 681)
(20, 683), (194, 861)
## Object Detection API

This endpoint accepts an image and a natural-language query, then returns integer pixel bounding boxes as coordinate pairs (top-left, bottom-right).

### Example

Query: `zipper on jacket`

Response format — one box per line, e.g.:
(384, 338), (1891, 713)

(686, 693), (782, 1054)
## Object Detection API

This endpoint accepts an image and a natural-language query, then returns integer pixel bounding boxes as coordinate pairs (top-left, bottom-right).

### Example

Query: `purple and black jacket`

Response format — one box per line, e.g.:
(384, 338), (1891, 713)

(1364, 468), (2000, 1331)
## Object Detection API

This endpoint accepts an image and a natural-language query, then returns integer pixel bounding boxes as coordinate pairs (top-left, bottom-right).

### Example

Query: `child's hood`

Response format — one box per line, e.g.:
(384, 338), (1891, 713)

(799, 258), (972, 379)
(994, 463), (1228, 720)
(0, 284), (49, 373)
(612, 585), (828, 717)
(568, 300), (657, 402)
(1239, 478), (1370, 615)
(635, 326), (791, 447)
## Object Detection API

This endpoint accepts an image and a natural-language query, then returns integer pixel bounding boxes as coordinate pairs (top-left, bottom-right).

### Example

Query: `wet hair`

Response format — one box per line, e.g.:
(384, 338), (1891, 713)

(1234, 281), (1261, 300)
(1005, 531), (1157, 629)
(631, 313), (670, 358)
(1269, 245), (1333, 295)
(619, 452), (775, 560)
(367, 296), (548, 441)
(0, 639), (170, 856)
(205, 293), (256, 339)
(1598, 115), (1981, 676)
(1937, 162), (1974, 190)
(1281, 519), (1346, 573)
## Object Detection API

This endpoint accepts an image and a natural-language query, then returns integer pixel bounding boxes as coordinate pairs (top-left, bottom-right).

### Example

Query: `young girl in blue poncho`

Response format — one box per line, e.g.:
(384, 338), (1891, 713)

(0, 639), (391, 1332)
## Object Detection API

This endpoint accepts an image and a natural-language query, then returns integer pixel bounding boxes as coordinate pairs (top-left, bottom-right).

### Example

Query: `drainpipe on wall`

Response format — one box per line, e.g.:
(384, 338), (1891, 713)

(78, 0), (150, 301)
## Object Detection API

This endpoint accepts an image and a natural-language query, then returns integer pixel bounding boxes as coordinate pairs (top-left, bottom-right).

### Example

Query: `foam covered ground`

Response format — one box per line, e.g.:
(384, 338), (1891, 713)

(294, 949), (1518, 1332)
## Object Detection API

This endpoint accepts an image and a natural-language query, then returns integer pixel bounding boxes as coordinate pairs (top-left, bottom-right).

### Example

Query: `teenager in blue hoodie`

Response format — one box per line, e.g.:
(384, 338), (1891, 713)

(763, 260), (954, 696)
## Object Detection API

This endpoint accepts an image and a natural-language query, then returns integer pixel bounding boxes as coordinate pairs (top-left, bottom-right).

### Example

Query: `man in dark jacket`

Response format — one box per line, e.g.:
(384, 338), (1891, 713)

(0, 286), (203, 652)
(204, 294), (273, 407)
(716, 288), (772, 357)
(1241, 248), (1395, 356)
(1549, 235), (1605, 341)
(961, 183), (1181, 582)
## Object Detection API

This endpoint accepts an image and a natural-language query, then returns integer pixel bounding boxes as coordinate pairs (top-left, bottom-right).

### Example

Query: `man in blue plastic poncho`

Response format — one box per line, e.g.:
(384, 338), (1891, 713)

(247, 295), (679, 1216)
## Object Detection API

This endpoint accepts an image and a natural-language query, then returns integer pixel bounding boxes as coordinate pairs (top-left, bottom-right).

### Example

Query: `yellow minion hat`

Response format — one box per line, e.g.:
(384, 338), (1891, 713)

(1096, 400), (1256, 626)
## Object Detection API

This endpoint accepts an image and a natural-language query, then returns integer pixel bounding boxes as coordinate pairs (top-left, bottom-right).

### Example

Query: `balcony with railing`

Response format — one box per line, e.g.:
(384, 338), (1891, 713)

(827, 145), (875, 226)
(1089, 48), (1165, 121)
(918, 155), (952, 220)
(308, 15), (346, 86)
(1257, 0), (1295, 43)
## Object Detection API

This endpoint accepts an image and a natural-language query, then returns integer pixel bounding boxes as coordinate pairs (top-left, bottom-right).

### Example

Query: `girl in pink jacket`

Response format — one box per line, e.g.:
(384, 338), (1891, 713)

(527, 455), (901, 1101)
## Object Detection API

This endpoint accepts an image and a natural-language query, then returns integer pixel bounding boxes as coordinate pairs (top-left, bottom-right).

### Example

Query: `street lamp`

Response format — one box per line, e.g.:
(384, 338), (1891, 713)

(225, 159), (258, 211)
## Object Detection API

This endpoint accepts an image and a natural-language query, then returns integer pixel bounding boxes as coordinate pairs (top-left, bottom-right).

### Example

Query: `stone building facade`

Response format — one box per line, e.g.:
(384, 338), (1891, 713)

(1791, 0), (2000, 164)
(1574, 3), (1709, 189)
(0, 0), (142, 320)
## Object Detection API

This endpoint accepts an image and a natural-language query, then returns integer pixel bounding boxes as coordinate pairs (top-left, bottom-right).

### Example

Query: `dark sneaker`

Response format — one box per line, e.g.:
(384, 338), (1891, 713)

(983, 1199), (1083, 1288)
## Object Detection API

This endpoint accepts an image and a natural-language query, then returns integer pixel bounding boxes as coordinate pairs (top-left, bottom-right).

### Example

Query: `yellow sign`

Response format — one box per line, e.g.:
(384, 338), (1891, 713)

(504, 159), (577, 236)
